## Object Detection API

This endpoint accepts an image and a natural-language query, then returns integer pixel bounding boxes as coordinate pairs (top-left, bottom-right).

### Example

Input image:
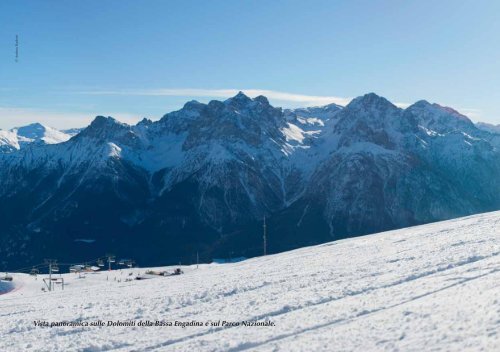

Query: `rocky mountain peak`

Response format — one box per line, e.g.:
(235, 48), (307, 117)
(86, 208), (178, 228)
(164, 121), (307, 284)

(346, 92), (398, 112)
(254, 95), (270, 105)
(90, 115), (120, 127)
(78, 116), (130, 140)
(405, 100), (475, 133)
(224, 91), (253, 107)
(334, 93), (403, 138)
(137, 118), (153, 126)
(182, 100), (205, 111)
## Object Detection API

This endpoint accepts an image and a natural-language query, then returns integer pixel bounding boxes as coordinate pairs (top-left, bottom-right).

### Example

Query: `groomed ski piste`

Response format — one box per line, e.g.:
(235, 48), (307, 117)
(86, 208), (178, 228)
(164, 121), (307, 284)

(1, 211), (500, 351)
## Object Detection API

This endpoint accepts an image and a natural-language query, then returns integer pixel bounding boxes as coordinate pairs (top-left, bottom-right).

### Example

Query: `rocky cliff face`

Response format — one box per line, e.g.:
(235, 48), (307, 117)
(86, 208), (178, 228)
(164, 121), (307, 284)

(1, 92), (499, 269)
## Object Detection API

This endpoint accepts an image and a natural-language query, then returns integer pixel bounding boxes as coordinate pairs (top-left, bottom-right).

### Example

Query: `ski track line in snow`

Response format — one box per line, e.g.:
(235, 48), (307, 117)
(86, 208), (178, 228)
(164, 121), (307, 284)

(0, 309), (36, 318)
(134, 249), (500, 351)
(227, 267), (500, 351)
(169, 260), (500, 351)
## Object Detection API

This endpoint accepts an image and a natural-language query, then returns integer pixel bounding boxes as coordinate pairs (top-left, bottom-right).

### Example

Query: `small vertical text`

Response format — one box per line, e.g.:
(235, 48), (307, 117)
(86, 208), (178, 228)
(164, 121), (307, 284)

(15, 35), (19, 62)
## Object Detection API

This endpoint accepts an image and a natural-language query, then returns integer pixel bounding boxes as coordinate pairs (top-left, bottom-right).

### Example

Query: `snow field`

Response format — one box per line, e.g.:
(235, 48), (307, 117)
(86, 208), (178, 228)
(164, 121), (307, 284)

(0, 211), (499, 351)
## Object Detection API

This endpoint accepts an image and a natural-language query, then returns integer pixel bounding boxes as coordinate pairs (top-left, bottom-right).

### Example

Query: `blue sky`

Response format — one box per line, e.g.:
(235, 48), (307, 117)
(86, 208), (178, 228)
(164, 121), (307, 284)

(1, 0), (500, 129)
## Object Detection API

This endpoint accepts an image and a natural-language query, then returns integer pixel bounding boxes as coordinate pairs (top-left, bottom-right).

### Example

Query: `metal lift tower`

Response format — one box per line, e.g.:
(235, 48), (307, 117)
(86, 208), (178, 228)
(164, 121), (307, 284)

(263, 216), (267, 256)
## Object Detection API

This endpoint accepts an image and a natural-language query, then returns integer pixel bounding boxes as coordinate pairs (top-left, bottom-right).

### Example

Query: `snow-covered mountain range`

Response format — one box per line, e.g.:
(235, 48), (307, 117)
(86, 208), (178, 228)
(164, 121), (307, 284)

(1, 92), (499, 269)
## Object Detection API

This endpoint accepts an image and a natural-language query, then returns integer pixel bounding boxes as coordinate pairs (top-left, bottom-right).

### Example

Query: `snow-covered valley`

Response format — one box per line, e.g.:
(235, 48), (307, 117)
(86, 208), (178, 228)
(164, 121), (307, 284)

(1, 211), (499, 351)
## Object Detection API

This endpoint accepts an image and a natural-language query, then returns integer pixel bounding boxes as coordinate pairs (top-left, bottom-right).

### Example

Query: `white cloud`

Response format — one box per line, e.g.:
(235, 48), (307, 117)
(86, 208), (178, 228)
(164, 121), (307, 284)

(76, 88), (353, 107)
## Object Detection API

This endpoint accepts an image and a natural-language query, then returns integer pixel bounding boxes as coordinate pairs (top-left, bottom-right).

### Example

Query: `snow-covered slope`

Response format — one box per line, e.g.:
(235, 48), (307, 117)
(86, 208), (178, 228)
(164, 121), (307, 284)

(0, 130), (20, 153)
(0, 123), (73, 152)
(1, 211), (499, 351)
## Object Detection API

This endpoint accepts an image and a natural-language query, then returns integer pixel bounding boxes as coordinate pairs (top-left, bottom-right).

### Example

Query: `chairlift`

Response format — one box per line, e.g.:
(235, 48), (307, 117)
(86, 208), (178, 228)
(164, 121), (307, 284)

(51, 265), (59, 273)
(97, 259), (105, 267)
(30, 268), (39, 276)
(118, 259), (126, 265)
(109, 257), (116, 263)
